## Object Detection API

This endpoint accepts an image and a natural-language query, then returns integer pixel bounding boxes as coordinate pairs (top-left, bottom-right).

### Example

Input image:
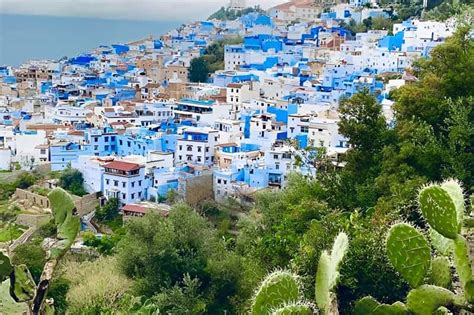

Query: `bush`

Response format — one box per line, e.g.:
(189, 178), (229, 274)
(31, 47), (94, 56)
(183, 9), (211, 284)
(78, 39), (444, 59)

(95, 198), (120, 223)
(58, 168), (87, 197)
(12, 241), (47, 283)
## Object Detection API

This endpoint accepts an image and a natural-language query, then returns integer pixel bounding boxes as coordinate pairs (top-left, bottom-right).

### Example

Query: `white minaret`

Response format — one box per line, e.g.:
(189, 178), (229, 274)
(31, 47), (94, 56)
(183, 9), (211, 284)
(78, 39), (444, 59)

(229, 0), (246, 11)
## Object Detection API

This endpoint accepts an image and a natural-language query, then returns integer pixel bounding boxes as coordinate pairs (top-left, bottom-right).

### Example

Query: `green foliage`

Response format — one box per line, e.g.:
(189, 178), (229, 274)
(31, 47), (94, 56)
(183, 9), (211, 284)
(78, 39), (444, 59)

(0, 252), (12, 281)
(385, 223), (431, 288)
(419, 185), (459, 239)
(406, 285), (456, 315)
(429, 257), (451, 289)
(46, 276), (70, 315)
(37, 220), (58, 238)
(58, 168), (87, 196)
(117, 204), (248, 313)
(96, 197), (120, 222)
(10, 264), (36, 302)
(188, 57), (210, 83)
(208, 6), (265, 21)
(12, 241), (46, 283)
(251, 270), (301, 315)
(83, 230), (124, 255)
(189, 37), (243, 82)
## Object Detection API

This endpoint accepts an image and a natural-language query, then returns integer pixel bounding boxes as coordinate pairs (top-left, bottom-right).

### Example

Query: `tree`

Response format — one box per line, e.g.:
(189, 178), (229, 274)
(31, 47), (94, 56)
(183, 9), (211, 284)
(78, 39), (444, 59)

(95, 198), (120, 222)
(58, 168), (87, 196)
(189, 57), (211, 83)
(12, 241), (47, 283)
(376, 26), (474, 217)
(117, 204), (248, 313)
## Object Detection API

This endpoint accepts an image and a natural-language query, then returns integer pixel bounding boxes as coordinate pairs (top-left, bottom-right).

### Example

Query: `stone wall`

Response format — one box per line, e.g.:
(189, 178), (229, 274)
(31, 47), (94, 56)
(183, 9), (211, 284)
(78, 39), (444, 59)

(15, 188), (50, 208)
(16, 214), (51, 228)
(15, 188), (99, 217)
(74, 192), (100, 217)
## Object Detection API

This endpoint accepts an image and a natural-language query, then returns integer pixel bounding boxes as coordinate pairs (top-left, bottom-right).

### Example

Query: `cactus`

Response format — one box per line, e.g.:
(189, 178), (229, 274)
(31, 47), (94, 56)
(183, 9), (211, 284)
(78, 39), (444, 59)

(251, 270), (301, 315)
(419, 184), (459, 239)
(406, 285), (459, 315)
(354, 296), (408, 315)
(271, 302), (313, 315)
(0, 252), (13, 281)
(357, 179), (474, 314)
(386, 223), (431, 288)
(250, 232), (349, 314)
(429, 256), (451, 289)
(10, 264), (36, 303)
(315, 232), (348, 314)
(429, 228), (453, 256)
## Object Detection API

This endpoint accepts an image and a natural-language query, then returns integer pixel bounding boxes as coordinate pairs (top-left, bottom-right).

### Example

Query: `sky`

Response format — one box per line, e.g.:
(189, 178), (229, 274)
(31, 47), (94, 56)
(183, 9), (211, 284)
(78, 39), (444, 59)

(0, 0), (287, 21)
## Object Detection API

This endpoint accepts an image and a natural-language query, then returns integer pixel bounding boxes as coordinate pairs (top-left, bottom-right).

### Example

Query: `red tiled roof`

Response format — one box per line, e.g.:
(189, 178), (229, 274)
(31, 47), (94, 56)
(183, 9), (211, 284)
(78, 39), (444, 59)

(104, 161), (141, 172)
(122, 204), (147, 214)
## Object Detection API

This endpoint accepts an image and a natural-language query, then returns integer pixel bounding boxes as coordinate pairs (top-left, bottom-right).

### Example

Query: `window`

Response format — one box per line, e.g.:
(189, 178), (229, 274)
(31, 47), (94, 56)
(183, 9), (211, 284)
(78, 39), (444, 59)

(40, 149), (46, 154)
(106, 179), (110, 185)
(217, 179), (221, 184)
(138, 180), (142, 186)
(131, 182), (135, 188)
(127, 141), (131, 147)
(114, 180), (118, 187)
(119, 140), (123, 145)
(104, 137), (109, 142)
(274, 154), (279, 159)
(131, 193), (135, 199)
(197, 146), (202, 152)
(122, 182), (126, 188)
(122, 193), (126, 199)
(138, 192), (142, 198)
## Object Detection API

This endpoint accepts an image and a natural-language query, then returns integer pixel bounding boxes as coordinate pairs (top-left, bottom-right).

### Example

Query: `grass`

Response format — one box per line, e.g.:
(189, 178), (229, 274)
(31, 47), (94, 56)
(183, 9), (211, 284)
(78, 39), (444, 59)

(0, 223), (27, 243)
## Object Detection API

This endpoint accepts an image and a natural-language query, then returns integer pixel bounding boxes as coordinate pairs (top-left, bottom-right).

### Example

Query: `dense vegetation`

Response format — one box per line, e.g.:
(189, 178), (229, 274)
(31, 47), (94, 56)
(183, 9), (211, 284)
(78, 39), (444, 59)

(208, 6), (265, 21)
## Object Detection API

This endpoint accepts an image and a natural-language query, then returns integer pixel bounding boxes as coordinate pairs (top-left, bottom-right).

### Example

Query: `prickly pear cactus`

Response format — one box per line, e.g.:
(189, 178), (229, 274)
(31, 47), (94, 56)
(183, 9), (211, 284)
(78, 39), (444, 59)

(354, 296), (408, 315)
(419, 185), (459, 239)
(0, 252), (13, 281)
(441, 179), (465, 225)
(429, 229), (454, 256)
(315, 232), (348, 314)
(315, 251), (331, 313)
(386, 223), (431, 288)
(429, 256), (451, 289)
(271, 302), (313, 315)
(406, 285), (457, 315)
(10, 264), (36, 303)
(251, 270), (301, 315)
(453, 236), (474, 302)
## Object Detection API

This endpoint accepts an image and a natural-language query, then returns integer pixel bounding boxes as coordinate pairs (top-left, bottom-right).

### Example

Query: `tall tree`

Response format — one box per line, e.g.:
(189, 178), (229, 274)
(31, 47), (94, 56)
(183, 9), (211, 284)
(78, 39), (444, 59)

(188, 57), (210, 83)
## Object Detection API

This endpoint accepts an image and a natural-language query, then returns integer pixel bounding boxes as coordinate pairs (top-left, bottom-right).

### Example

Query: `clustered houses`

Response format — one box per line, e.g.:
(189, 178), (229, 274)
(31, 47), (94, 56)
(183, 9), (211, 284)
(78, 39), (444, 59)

(0, 0), (459, 210)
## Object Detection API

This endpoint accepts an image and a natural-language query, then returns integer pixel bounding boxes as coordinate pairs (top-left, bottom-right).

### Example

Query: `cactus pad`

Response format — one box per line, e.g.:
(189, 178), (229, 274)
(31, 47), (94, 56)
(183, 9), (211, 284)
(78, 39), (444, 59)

(441, 179), (465, 224)
(271, 302), (313, 315)
(10, 264), (36, 302)
(429, 256), (451, 288)
(251, 270), (300, 315)
(453, 236), (474, 302)
(419, 185), (459, 239)
(354, 296), (408, 315)
(0, 252), (13, 281)
(329, 232), (349, 288)
(429, 229), (454, 256)
(315, 251), (331, 313)
(406, 285), (455, 315)
(386, 223), (431, 288)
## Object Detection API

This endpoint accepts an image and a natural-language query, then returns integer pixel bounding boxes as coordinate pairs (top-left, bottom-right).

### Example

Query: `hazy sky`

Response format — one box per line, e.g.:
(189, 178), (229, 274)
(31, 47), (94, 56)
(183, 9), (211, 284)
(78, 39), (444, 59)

(0, 0), (287, 21)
